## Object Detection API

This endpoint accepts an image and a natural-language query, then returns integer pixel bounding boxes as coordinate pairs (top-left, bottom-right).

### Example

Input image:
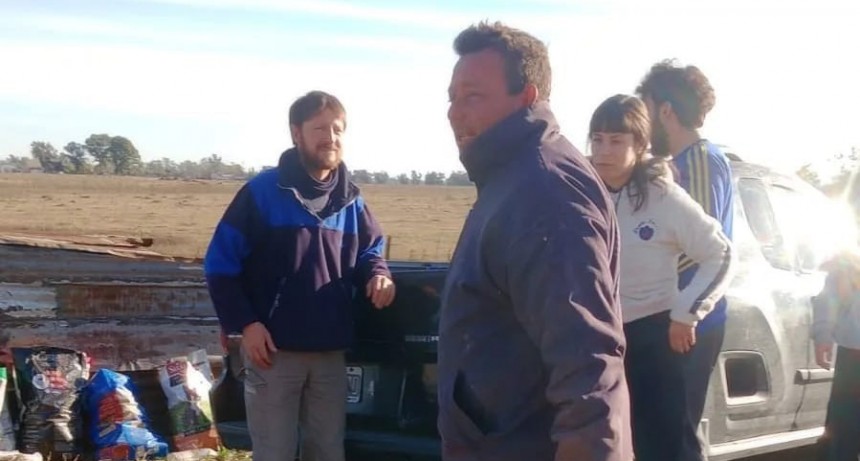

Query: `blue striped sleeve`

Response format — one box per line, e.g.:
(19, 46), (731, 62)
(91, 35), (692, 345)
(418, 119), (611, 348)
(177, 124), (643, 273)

(678, 145), (733, 271)
(685, 143), (730, 223)
(204, 183), (263, 333)
(355, 197), (391, 285)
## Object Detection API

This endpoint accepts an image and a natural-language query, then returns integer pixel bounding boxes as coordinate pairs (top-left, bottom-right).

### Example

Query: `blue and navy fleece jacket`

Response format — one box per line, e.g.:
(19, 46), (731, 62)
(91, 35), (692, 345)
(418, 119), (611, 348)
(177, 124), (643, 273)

(204, 149), (391, 352)
(673, 140), (734, 333)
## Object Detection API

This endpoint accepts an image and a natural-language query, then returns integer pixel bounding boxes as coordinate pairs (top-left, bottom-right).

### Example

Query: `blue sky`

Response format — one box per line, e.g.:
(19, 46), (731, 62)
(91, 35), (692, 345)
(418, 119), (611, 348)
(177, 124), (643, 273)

(1, 0), (858, 176)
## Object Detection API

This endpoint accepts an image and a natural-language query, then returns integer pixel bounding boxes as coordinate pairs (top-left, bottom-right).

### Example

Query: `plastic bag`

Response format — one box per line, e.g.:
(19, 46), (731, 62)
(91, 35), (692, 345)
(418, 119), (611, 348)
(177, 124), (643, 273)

(158, 351), (220, 451)
(0, 367), (16, 451)
(84, 369), (168, 460)
(11, 347), (88, 459)
(0, 451), (44, 461)
(186, 350), (214, 384)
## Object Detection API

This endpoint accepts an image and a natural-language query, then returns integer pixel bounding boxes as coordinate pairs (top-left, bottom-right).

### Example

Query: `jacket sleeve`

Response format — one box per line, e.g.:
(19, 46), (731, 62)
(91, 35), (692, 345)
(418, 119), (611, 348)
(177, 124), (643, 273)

(811, 271), (843, 345)
(678, 147), (733, 271)
(355, 197), (391, 285)
(669, 188), (736, 326)
(505, 210), (630, 460)
(204, 183), (263, 334)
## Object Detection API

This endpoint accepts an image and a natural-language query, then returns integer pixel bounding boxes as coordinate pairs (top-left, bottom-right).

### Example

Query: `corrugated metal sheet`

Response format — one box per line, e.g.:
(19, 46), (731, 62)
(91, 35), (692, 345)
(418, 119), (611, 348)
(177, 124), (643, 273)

(0, 235), (220, 371)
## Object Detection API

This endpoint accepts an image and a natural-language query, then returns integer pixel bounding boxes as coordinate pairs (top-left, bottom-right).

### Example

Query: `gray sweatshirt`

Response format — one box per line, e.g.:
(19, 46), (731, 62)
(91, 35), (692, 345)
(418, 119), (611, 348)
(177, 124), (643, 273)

(610, 178), (735, 326)
(811, 257), (860, 350)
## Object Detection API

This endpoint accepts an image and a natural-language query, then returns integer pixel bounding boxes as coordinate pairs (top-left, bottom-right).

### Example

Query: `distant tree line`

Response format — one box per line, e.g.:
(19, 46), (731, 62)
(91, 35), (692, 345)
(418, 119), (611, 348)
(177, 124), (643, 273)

(19, 135), (145, 175)
(1, 135), (251, 179)
(1, 135), (473, 185)
(351, 169), (472, 186)
(9, 136), (860, 193)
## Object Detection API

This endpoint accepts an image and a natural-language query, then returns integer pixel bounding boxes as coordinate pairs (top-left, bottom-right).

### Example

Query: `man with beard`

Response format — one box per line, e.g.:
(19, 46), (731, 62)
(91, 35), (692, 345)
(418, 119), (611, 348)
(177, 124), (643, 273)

(204, 90), (396, 461)
(439, 21), (631, 460)
(636, 60), (734, 458)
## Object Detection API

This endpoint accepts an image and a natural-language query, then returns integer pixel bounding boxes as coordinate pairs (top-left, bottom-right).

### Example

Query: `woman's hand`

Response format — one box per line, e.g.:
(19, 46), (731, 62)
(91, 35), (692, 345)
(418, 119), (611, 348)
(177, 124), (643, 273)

(669, 321), (696, 354)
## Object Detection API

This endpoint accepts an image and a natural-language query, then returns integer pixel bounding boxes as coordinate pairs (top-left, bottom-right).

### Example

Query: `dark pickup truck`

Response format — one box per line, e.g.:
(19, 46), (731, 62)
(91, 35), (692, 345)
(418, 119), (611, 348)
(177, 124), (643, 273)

(0, 157), (854, 460)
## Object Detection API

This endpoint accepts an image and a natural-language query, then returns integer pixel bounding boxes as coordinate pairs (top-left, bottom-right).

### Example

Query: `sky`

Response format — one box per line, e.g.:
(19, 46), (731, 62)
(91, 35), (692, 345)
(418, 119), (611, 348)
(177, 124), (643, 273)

(1, 0), (858, 177)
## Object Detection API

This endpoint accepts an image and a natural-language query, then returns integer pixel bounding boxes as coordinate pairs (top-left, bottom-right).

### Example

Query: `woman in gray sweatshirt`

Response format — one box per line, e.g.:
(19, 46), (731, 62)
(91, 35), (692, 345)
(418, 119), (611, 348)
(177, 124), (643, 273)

(589, 94), (735, 461)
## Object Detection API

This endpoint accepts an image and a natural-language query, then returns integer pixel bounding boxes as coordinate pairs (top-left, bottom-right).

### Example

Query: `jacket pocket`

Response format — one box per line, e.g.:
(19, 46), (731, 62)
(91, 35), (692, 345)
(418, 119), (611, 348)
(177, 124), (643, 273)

(439, 370), (493, 442)
(241, 348), (267, 395)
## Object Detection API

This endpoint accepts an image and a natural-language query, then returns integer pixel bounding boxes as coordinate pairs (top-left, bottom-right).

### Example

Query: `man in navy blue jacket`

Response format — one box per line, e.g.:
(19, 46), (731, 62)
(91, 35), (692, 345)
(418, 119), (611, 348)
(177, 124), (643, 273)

(204, 91), (395, 461)
(438, 21), (631, 461)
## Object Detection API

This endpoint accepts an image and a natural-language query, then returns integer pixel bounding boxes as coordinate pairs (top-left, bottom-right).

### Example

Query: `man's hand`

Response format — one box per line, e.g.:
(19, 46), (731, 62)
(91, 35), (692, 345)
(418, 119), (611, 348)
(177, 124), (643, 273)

(816, 342), (835, 370)
(366, 275), (396, 309)
(242, 322), (277, 369)
(669, 320), (696, 354)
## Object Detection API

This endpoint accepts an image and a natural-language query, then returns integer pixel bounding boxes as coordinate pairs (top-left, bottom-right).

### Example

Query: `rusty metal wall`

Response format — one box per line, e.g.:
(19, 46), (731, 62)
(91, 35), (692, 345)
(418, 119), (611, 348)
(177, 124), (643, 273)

(1, 242), (221, 371)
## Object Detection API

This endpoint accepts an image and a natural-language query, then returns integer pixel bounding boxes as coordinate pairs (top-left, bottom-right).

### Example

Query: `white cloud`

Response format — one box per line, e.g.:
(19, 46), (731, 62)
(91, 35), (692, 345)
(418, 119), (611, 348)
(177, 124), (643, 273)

(135, 0), (613, 33)
(139, 0), (470, 31)
(3, 12), (449, 57)
(8, 15), (218, 46)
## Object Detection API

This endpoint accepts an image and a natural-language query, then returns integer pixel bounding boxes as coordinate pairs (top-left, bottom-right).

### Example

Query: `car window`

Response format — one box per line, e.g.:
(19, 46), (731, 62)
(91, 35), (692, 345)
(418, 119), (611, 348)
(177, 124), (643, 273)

(767, 184), (815, 271)
(738, 178), (791, 270)
(738, 179), (777, 244)
(768, 180), (856, 272)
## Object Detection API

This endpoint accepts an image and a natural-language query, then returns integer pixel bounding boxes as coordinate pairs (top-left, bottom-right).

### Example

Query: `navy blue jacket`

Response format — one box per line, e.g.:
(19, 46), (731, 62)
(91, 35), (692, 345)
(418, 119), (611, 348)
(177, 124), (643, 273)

(204, 149), (390, 351)
(437, 102), (632, 460)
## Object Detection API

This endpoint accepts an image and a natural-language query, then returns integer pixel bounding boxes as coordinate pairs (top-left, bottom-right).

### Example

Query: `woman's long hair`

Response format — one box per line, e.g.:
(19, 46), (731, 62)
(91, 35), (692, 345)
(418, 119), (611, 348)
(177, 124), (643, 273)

(589, 94), (673, 212)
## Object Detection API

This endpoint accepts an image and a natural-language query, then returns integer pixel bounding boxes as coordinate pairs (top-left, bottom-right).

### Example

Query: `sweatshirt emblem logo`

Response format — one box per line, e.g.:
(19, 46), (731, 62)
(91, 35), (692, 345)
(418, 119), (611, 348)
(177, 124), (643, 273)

(634, 221), (656, 241)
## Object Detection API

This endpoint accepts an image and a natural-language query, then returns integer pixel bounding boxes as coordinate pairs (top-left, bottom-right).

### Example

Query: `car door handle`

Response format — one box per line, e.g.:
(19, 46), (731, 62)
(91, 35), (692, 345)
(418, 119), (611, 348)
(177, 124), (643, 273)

(794, 368), (834, 384)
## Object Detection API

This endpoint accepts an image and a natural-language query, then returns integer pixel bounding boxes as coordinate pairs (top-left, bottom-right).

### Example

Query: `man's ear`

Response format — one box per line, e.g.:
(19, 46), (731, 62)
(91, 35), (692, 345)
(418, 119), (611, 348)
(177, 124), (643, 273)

(521, 83), (539, 107)
(289, 124), (300, 146)
(659, 101), (675, 125)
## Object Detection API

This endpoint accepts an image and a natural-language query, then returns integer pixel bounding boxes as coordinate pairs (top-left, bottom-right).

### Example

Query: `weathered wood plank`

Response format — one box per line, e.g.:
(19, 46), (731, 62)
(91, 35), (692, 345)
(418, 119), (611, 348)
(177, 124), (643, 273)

(0, 243), (219, 371)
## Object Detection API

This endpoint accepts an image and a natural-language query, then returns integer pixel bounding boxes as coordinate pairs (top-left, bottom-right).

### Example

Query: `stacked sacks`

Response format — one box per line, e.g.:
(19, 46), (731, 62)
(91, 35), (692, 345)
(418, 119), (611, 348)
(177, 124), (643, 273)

(8, 346), (220, 459)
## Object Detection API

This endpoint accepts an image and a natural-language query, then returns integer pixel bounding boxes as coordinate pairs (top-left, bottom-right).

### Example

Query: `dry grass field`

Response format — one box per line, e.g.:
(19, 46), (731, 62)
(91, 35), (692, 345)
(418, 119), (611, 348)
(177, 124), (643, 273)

(0, 173), (474, 261)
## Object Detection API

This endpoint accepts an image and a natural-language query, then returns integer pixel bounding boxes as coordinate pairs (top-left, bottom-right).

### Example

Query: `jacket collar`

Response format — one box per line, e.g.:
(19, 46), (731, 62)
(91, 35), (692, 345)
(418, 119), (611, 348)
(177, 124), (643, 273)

(276, 148), (359, 218)
(459, 101), (560, 187)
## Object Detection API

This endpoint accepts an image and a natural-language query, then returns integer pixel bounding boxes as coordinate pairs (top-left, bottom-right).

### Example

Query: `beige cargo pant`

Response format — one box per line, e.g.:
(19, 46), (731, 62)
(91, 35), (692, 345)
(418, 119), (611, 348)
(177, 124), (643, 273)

(243, 350), (347, 461)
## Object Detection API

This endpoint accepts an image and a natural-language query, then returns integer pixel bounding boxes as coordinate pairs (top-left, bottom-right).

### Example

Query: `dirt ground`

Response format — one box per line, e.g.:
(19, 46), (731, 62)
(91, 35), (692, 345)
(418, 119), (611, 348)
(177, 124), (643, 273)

(0, 173), (474, 262)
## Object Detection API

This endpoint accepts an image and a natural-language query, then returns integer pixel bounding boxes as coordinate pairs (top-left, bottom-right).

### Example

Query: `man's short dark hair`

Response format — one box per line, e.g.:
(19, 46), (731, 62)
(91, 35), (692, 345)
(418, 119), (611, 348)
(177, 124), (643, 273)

(289, 90), (346, 129)
(453, 21), (551, 101)
(636, 59), (715, 129)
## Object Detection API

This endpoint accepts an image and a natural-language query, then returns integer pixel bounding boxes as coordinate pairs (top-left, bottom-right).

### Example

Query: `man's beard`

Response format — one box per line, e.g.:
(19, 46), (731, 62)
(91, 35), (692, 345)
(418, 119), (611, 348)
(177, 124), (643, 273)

(650, 117), (671, 158)
(297, 140), (341, 172)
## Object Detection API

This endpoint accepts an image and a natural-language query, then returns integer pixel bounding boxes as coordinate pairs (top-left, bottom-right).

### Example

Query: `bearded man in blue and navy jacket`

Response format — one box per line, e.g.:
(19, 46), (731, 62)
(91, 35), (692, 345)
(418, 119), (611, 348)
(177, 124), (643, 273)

(637, 60), (734, 460)
(204, 90), (395, 461)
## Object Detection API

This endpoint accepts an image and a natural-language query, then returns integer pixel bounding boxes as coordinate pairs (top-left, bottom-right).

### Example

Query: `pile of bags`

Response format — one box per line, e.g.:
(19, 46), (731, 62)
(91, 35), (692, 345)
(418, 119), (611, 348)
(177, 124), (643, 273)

(0, 347), (221, 461)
